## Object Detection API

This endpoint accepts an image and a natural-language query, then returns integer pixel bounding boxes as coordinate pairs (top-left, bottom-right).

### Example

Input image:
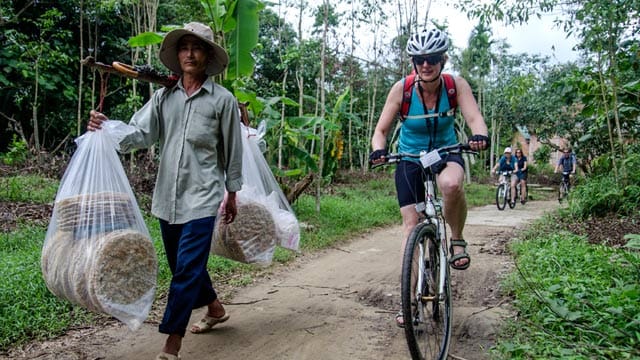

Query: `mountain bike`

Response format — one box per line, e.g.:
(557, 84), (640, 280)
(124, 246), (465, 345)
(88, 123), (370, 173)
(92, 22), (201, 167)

(495, 171), (520, 210)
(558, 171), (571, 203)
(371, 143), (478, 360)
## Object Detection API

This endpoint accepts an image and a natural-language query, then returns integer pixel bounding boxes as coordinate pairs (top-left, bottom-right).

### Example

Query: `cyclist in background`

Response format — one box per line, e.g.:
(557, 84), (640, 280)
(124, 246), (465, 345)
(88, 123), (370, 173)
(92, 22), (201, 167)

(491, 147), (517, 207)
(555, 147), (576, 190)
(514, 149), (528, 204)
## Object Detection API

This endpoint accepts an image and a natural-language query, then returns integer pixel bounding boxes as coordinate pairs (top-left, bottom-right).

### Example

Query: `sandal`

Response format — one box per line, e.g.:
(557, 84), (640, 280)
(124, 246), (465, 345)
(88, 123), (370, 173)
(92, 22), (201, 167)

(155, 352), (180, 360)
(395, 310), (405, 328)
(189, 312), (230, 334)
(449, 239), (471, 270)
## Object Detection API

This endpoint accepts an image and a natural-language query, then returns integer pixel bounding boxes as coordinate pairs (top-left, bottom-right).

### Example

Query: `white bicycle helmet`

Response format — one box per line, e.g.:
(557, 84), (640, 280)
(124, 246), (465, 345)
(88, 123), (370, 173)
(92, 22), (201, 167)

(406, 28), (450, 56)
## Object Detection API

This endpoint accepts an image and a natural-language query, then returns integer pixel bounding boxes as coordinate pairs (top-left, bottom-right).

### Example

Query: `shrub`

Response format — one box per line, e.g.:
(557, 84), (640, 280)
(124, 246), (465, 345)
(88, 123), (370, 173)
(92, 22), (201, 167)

(0, 136), (29, 166)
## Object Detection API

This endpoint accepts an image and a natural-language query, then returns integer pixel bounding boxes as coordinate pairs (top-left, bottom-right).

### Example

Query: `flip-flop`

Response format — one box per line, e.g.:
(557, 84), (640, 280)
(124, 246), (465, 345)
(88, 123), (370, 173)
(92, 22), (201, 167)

(190, 312), (230, 334)
(449, 239), (471, 270)
(395, 310), (405, 328)
(155, 351), (180, 360)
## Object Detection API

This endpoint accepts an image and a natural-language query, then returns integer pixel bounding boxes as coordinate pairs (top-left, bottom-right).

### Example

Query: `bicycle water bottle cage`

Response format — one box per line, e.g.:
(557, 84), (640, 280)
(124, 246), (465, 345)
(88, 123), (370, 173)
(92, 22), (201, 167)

(420, 149), (442, 168)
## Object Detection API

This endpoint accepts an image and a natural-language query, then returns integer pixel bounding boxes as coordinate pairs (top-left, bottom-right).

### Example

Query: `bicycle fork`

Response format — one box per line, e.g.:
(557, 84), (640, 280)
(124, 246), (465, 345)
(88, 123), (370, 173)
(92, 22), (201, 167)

(418, 218), (447, 304)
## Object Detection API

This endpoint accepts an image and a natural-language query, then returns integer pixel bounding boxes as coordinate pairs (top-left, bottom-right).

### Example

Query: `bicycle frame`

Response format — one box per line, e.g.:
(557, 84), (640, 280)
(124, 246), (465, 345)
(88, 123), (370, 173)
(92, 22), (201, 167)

(499, 171), (512, 186)
(417, 170), (448, 301)
(558, 171), (571, 202)
(496, 171), (517, 210)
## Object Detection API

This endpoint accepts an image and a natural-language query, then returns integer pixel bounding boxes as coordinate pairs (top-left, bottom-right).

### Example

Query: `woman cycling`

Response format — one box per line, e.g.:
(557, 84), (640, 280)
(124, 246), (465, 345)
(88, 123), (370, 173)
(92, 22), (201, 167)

(514, 148), (528, 204)
(491, 147), (517, 207)
(369, 27), (489, 327)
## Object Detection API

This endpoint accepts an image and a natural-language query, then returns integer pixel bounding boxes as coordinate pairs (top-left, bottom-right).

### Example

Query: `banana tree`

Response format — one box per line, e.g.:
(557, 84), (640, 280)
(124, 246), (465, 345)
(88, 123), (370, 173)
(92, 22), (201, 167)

(128, 0), (262, 93)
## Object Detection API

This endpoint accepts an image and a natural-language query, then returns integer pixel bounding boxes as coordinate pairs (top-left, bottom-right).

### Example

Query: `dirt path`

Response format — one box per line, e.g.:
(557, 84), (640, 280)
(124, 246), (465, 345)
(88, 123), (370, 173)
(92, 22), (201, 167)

(5, 200), (559, 360)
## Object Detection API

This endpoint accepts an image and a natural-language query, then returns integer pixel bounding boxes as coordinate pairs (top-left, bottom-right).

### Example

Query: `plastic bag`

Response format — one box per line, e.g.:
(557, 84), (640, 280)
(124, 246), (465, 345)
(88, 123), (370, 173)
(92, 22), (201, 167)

(41, 120), (157, 331)
(239, 122), (300, 250)
(211, 189), (277, 266)
(211, 121), (300, 265)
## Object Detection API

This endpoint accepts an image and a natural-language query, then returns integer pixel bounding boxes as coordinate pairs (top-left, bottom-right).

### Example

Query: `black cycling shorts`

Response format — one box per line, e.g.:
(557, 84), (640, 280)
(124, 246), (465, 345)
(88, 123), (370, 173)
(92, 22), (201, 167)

(395, 154), (464, 207)
(517, 170), (528, 181)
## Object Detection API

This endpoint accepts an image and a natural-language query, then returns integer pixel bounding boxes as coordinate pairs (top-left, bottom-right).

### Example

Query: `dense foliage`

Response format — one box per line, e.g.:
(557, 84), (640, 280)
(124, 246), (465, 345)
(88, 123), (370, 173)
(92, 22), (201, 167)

(2, 1), (639, 190)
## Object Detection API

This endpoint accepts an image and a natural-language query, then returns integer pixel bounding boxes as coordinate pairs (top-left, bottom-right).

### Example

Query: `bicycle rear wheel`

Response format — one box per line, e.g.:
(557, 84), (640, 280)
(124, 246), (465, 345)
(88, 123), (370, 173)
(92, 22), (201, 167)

(496, 184), (507, 210)
(401, 223), (452, 360)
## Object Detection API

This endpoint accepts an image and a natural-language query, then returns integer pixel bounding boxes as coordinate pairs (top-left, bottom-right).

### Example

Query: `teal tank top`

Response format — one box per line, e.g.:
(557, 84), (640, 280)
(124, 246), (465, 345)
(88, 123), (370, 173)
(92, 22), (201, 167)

(398, 81), (457, 161)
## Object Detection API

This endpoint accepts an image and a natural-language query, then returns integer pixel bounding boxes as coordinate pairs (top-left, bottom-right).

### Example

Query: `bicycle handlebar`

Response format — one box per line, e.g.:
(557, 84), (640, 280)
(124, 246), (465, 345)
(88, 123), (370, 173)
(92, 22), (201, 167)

(370, 143), (478, 169)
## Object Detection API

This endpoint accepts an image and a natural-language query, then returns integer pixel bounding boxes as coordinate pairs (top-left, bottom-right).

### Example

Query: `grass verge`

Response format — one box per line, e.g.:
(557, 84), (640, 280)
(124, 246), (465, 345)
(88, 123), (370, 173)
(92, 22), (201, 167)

(491, 215), (640, 359)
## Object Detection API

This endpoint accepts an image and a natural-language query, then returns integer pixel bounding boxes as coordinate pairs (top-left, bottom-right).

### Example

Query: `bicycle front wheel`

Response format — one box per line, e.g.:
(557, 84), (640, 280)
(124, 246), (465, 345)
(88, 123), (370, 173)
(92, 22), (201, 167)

(559, 182), (568, 203)
(496, 184), (507, 210)
(401, 223), (452, 360)
(509, 186), (517, 209)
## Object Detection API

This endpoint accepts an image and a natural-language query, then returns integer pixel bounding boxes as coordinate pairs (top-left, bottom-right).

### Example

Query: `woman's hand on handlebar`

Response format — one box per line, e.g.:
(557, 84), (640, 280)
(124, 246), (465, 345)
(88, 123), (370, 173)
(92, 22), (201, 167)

(368, 148), (388, 166)
(87, 110), (108, 131)
(468, 134), (490, 151)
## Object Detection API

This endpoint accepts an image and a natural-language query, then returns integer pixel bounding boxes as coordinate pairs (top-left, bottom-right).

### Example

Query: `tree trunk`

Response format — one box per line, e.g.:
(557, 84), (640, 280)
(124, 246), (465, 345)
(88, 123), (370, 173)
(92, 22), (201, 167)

(315, 0), (329, 213)
(76, 0), (84, 136)
(32, 54), (41, 161)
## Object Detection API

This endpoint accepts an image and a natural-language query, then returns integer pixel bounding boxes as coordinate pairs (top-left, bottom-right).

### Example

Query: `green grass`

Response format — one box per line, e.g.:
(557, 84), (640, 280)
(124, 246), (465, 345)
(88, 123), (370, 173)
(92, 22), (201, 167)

(491, 218), (640, 359)
(0, 227), (99, 350)
(0, 175), (58, 203)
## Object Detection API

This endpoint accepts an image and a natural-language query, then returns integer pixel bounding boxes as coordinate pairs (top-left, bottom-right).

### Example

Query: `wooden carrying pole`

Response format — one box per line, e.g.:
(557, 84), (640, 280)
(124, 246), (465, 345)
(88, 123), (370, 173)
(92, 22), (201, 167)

(81, 56), (250, 125)
(81, 56), (178, 88)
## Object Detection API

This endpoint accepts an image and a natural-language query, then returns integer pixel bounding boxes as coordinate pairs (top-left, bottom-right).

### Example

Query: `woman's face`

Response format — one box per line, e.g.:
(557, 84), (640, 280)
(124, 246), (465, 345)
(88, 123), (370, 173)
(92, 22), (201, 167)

(413, 53), (444, 82)
(515, 150), (522, 157)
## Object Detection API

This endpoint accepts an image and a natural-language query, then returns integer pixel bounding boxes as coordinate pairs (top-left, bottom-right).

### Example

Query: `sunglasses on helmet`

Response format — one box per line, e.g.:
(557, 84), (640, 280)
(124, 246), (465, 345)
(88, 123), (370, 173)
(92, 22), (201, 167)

(413, 54), (444, 66)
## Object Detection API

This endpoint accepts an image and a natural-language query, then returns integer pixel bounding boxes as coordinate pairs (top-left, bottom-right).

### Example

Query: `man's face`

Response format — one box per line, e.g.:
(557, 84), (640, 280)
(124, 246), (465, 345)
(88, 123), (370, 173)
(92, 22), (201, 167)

(177, 35), (210, 75)
(563, 151), (570, 157)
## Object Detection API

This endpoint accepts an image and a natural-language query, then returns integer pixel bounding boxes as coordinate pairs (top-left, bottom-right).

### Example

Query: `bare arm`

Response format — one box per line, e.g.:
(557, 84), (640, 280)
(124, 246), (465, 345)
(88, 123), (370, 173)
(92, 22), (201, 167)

(491, 158), (500, 174)
(371, 80), (404, 152)
(455, 75), (488, 150)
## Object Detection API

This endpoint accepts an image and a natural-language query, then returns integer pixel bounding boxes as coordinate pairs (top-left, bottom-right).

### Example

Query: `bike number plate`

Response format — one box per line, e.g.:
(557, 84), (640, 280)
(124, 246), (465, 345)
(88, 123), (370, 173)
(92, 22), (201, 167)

(420, 150), (442, 168)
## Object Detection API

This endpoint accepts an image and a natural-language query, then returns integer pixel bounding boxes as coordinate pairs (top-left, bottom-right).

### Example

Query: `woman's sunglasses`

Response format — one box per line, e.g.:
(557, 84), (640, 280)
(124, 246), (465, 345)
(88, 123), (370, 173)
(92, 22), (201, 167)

(413, 54), (444, 66)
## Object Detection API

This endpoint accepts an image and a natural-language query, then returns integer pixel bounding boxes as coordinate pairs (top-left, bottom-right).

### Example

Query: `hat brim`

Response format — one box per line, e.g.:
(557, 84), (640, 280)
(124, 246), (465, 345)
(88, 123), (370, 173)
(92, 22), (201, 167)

(159, 29), (229, 76)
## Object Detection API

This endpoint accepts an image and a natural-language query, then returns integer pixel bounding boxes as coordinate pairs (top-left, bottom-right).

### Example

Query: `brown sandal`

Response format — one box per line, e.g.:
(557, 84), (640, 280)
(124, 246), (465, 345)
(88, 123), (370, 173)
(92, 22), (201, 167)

(449, 239), (470, 270)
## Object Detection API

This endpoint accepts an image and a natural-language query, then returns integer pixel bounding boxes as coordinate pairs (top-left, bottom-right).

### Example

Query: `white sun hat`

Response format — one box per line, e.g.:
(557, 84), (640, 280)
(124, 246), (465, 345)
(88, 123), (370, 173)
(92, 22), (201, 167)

(159, 22), (229, 76)
(504, 147), (512, 153)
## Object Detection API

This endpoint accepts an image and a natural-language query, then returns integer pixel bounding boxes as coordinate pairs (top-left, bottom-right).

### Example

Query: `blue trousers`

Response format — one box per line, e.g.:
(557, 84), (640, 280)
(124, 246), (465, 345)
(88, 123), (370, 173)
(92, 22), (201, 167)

(158, 217), (218, 337)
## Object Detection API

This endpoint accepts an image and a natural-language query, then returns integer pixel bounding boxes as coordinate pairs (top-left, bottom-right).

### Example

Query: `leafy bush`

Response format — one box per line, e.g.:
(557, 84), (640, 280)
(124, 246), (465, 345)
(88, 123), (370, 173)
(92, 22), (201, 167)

(494, 229), (640, 359)
(568, 169), (640, 219)
(532, 144), (551, 164)
(0, 136), (29, 166)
